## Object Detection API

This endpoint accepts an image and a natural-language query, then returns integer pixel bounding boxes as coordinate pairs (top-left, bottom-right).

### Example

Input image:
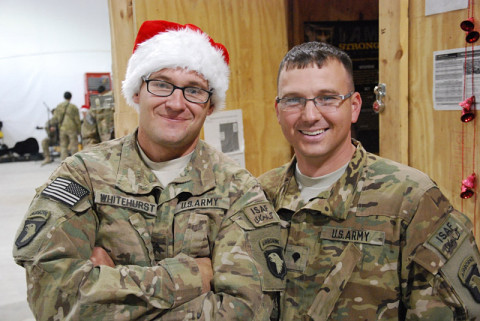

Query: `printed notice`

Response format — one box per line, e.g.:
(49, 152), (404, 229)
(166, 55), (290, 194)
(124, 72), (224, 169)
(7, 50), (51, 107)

(433, 46), (480, 110)
(204, 109), (245, 168)
(425, 0), (467, 16)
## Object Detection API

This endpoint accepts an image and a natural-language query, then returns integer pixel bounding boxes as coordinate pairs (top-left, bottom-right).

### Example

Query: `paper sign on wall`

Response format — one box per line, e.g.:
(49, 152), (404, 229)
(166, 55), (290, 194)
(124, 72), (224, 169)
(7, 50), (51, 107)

(204, 109), (245, 168)
(433, 46), (480, 110)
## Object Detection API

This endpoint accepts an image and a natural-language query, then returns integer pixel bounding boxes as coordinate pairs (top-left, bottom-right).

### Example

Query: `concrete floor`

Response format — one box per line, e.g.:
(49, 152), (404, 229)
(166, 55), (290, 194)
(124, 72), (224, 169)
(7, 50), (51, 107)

(0, 158), (59, 320)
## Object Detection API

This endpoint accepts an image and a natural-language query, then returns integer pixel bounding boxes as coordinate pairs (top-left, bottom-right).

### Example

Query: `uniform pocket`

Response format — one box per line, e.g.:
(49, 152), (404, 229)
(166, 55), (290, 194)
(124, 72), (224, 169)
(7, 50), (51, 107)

(182, 212), (211, 257)
(307, 242), (362, 321)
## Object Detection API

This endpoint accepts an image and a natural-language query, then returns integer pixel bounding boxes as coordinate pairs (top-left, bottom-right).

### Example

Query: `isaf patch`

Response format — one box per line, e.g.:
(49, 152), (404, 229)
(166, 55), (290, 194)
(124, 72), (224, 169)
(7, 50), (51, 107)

(428, 216), (467, 259)
(15, 210), (50, 248)
(42, 177), (89, 207)
(458, 255), (480, 303)
(261, 237), (286, 280)
(244, 202), (277, 227)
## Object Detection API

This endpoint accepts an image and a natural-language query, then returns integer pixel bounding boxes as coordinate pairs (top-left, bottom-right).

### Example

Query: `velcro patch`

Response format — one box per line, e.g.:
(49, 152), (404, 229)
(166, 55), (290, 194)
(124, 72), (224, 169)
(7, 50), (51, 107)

(458, 255), (480, 303)
(95, 192), (157, 215)
(285, 244), (309, 272)
(428, 216), (468, 259)
(42, 177), (89, 207)
(15, 210), (50, 249)
(320, 226), (385, 245)
(260, 237), (281, 250)
(264, 247), (286, 280)
(175, 197), (229, 214)
(244, 202), (277, 227)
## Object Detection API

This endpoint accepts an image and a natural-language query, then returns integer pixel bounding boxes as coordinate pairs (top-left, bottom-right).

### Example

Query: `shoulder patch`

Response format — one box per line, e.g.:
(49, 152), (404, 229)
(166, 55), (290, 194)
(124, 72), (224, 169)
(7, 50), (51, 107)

(458, 255), (480, 303)
(244, 202), (278, 227)
(428, 216), (468, 259)
(41, 177), (89, 208)
(15, 210), (50, 248)
(264, 246), (287, 280)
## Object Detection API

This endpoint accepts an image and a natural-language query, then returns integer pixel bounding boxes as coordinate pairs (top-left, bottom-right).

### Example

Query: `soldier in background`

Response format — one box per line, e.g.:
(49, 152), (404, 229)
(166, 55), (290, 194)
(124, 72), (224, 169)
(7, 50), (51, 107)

(81, 85), (115, 148)
(40, 109), (58, 165)
(52, 91), (81, 160)
(259, 42), (480, 320)
(13, 20), (285, 320)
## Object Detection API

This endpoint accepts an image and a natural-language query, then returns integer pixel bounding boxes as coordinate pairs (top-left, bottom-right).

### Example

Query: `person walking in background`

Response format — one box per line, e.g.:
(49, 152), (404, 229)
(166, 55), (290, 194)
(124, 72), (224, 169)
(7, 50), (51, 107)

(13, 20), (285, 320)
(81, 85), (115, 148)
(53, 91), (80, 160)
(259, 41), (480, 320)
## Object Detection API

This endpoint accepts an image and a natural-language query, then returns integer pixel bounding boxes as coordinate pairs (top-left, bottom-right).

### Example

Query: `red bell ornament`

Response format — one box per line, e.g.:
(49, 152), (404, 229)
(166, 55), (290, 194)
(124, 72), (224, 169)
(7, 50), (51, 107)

(461, 17), (476, 32)
(459, 96), (476, 122)
(466, 30), (480, 43)
(461, 173), (477, 199)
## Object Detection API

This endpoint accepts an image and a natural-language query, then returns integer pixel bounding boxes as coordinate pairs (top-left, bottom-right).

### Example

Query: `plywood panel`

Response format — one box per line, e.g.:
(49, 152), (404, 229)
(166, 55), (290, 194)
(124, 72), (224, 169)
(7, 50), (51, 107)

(108, 0), (139, 138)
(378, 0), (409, 164)
(409, 0), (480, 238)
(108, 0), (290, 176)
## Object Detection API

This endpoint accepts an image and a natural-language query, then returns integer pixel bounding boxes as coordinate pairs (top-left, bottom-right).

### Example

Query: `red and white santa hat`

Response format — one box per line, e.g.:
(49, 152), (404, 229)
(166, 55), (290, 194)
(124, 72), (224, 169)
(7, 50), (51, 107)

(122, 20), (230, 112)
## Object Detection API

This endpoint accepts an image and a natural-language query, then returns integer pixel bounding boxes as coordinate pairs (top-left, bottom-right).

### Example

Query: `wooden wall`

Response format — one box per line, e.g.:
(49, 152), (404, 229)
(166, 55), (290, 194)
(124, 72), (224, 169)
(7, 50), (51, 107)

(108, 0), (291, 177)
(408, 1), (480, 236)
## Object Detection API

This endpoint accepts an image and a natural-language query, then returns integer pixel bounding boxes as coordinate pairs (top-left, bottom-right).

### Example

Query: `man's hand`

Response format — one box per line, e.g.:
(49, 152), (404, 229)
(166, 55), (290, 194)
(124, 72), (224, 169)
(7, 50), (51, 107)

(90, 246), (114, 267)
(195, 257), (213, 294)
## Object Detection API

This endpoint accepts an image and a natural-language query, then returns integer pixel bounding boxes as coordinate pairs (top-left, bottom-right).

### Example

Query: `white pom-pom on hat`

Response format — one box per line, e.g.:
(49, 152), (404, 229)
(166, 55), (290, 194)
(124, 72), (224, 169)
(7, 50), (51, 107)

(122, 20), (230, 112)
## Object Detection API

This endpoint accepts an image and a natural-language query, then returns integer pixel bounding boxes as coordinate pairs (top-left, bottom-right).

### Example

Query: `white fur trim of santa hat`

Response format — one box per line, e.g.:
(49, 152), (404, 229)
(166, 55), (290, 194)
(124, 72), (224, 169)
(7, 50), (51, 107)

(122, 21), (230, 112)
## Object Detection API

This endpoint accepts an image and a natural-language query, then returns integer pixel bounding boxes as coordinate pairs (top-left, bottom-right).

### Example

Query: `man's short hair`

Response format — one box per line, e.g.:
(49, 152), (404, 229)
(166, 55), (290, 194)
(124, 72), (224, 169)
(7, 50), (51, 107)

(277, 42), (354, 89)
(64, 91), (72, 100)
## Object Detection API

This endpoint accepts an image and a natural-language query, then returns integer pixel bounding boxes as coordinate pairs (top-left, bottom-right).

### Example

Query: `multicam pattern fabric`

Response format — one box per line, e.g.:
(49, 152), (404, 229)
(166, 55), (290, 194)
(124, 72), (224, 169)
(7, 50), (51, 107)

(81, 91), (115, 148)
(259, 140), (480, 321)
(52, 100), (81, 160)
(13, 131), (285, 320)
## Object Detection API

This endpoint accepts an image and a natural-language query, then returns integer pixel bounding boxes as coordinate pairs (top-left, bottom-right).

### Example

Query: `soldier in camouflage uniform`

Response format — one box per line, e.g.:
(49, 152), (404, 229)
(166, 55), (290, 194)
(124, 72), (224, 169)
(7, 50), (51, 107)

(81, 85), (115, 148)
(13, 20), (285, 320)
(41, 110), (59, 165)
(259, 42), (480, 320)
(52, 91), (81, 160)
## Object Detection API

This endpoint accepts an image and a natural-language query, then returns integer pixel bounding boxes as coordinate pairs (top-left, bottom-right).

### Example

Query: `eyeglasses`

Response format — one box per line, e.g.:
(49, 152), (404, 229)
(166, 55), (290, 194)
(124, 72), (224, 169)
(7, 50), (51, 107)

(276, 91), (354, 113)
(142, 77), (213, 104)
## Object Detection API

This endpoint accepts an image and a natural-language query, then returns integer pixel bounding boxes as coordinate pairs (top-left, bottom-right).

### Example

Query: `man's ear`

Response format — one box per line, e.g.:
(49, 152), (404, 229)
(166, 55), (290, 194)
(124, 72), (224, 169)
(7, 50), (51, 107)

(350, 92), (362, 124)
(275, 99), (280, 122)
(207, 103), (215, 116)
(133, 92), (140, 104)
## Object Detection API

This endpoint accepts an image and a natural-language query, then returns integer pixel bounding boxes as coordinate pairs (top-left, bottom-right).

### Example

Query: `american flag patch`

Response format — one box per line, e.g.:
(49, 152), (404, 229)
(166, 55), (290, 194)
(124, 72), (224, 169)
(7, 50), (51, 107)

(42, 177), (89, 207)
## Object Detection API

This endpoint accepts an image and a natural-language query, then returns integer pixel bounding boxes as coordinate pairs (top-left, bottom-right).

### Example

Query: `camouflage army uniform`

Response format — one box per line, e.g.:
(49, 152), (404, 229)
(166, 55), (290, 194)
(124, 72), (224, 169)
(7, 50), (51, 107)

(13, 132), (285, 321)
(41, 117), (59, 163)
(81, 91), (115, 148)
(259, 140), (480, 320)
(53, 100), (81, 160)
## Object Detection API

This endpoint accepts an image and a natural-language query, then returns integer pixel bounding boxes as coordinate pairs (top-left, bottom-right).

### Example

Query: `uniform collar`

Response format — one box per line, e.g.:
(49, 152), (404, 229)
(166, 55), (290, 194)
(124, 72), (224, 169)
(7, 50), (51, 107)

(275, 140), (367, 220)
(115, 131), (216, 197)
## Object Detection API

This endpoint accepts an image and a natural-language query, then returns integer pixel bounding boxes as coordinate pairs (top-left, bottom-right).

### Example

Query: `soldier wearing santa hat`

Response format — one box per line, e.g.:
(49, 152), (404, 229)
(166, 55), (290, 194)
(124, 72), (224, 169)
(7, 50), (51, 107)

(13, 20), (285, 320)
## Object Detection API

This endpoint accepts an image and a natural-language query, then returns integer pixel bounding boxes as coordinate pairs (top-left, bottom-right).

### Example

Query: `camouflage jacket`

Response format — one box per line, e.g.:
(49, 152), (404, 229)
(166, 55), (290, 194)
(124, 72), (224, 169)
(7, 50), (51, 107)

(53, 100), (81, 134)
(81, 92), (115, 148)
(259, 140), (480, 321)
(13, 132), (285, 321)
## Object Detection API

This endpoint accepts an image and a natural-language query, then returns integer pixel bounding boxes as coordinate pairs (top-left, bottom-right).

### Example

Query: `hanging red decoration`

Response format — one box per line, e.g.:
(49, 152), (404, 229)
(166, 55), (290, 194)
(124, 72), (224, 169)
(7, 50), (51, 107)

(461, 17), (476, 31)
(459, 95), (476, 122)
(459, 0), (478, 234)
(461, 173), (477, 199)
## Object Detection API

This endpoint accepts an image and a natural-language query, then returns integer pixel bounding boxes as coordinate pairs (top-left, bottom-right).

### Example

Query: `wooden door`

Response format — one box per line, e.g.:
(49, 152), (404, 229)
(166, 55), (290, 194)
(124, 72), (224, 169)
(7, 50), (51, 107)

(379, 0), (480, 240)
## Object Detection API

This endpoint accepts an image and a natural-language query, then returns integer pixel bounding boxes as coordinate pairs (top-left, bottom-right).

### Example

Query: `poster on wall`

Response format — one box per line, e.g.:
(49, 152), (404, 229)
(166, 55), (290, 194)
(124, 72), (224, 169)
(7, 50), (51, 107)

(433, 46), (480, 110)
(304, 20), (379, 153)
(204, 109), (246, 168)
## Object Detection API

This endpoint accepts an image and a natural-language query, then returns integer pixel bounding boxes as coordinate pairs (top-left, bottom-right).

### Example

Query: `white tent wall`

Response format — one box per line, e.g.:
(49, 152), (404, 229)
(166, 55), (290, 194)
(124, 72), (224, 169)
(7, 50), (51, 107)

(0, 0), (112, 153)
